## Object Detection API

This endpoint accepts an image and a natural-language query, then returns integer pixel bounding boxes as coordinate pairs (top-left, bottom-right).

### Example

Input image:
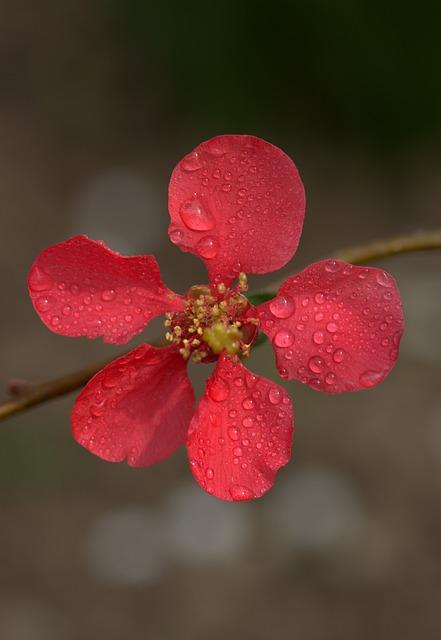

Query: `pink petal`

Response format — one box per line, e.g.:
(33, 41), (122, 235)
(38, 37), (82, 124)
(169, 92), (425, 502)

(168, 135), (305, 284)
(186, 353), (293, 501)
(72, 344), (195, 466)
(28, 235), (183, 344)
(256, 260), (404, 393)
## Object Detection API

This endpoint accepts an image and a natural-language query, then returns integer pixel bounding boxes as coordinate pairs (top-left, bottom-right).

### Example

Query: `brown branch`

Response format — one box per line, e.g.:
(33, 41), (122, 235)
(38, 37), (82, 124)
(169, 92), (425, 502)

(332, 230), (441, 264)
(1, 229), (440, 422)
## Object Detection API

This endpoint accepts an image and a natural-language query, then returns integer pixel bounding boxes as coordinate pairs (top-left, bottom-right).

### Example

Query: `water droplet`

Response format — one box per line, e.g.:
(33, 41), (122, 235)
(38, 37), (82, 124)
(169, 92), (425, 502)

(90, 403), (105, 418)
(314, 293), (325, 304)
(333, 348), (345, 363)
(273, 329), (294, 348)
(326, 322), (338, 333)
(101, 289), (116, 302)
(325, 260), (340, 273)
(359, 370), (384, 388)
(313, 331), (325, 345)
(229, 484), (253, 501)
(179, 198), (214, 231)
(102, 372), (120, 388)
(269, 295), (295, 318)
(50, 316), (60, 327)
(268, 388), (282, 405)
(205, 468), (214, 479)
(29, 268), (53, 292)
(242, 416), (253, 428)
(242, 397), (255, 410)
(35, 296), (53, 313)
(228, 427), (239, 441)
(325, 372), (336, 385)
(169, 228), (184, 244)
(308, 356), (324, 373)
(221, 183), (232, 193)
(233, 447), (243, 457)
(196, 236), (218, 259)
(246, 374), (257, 388)
(181, 151), (204, 172)
(208, 377), (229, 402)
(376, 271), (392, 287)
(234, 377), (244, 387)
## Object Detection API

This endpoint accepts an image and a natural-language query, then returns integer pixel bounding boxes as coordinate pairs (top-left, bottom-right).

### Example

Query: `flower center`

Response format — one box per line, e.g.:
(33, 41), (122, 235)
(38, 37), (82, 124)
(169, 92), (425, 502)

(164, 273), (258, 363)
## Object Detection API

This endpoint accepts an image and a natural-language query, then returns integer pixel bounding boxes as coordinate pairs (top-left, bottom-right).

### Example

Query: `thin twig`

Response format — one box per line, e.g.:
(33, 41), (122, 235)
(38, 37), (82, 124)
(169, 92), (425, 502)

(333, 230), (441, 264)
(1, 229), (440, 422)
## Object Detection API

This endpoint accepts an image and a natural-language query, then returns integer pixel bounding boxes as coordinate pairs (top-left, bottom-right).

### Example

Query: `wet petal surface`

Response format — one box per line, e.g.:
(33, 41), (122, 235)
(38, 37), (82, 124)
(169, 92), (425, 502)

(256, 260), (404, 393)
(72, 344), (195, 466)
(168, 135), (305, 284)
(187, 353), (293, 501)
(28, 235), (183, 344)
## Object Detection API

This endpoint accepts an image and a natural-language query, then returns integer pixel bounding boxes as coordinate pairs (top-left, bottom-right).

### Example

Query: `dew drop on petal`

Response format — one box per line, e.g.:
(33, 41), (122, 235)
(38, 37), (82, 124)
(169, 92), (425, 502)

(268, 388), (282, 405)
(326, 322), (338, 333)
(241, 398), (255, 410)
(208, 377), (229, 402)
(269, 295), (295, 319)
(35, 296), (53, 313)
(181, 151), (204, 172)
(101, 289), (116, 302)
(229, 484), (254, 501)
(359, 370), (384, 388)
(196, 236), (218, 259)
(333, 348), (346, 363)
(313, 331), (325, 345)
(169, 228), (184, 244)
(273, 330), (294, 348)
(325, 260), (340, 273)
(180, 199), (214, 231)
(29, 268), (54, 292)
(376, 271), (392, 287)
(308, 356), (324, 373)
(325, 372), (336, 385)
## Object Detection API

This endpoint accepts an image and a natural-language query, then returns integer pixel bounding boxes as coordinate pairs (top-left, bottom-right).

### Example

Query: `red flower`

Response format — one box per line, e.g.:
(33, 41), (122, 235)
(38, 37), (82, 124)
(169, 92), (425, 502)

(28, 135), (404, 501)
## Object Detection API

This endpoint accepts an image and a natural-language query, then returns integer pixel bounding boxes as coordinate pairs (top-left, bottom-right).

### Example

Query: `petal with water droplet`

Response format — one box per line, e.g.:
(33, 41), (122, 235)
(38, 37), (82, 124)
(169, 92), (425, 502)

(255, 259), (404, 393)
(72, 344), (195, 466)
(186, 353), (293, 501)
(168, 135), (305, 284)
(28, 235), (183, 344)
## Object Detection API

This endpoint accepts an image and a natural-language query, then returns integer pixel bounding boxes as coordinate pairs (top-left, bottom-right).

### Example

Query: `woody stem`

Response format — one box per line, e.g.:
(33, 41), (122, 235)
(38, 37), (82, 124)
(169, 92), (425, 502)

(0, 229), (440, 422)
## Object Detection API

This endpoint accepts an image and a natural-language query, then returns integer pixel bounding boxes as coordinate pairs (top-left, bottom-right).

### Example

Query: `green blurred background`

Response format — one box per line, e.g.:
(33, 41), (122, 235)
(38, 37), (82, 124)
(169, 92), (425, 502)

(1, 1), (440, 638)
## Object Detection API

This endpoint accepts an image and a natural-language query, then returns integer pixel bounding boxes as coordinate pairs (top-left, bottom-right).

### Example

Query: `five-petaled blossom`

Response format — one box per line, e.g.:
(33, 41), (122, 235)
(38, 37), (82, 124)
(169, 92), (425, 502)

(28, 135), (404, 501)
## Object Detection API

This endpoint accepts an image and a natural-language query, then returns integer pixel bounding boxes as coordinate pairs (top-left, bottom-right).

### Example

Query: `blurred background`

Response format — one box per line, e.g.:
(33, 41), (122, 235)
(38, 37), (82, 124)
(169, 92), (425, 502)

(1, 1), (441, 638)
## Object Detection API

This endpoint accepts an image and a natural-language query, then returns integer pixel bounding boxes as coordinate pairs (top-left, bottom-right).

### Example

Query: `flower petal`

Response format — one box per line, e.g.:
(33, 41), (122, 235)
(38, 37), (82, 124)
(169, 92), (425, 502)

(168, 135), (305, 284)
(186, 353), (293, 501)
(72, 344), (195, 466)
(28, 235), (183, 344)
(256, 260), (404, 393)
